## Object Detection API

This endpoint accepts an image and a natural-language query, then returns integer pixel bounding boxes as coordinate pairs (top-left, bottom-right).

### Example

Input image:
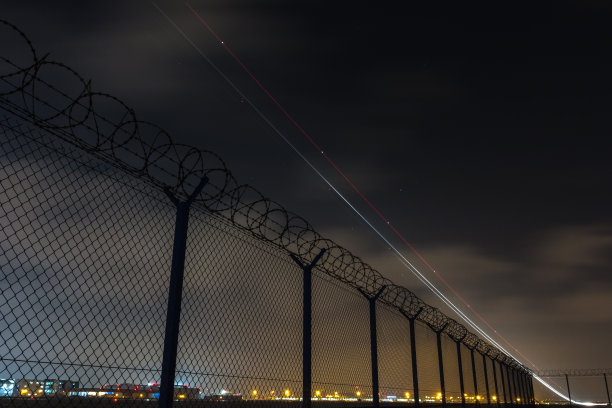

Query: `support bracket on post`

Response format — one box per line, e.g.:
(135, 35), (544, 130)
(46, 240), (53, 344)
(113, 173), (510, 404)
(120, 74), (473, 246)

(358, 285), (387, 408)
(290, 248), (326, 408)
(159, 177), (209, 408)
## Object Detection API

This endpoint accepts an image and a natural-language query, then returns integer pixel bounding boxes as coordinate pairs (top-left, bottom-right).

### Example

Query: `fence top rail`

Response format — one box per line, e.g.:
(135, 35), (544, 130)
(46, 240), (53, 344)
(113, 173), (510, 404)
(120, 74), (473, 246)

(0, 18), (528, 375)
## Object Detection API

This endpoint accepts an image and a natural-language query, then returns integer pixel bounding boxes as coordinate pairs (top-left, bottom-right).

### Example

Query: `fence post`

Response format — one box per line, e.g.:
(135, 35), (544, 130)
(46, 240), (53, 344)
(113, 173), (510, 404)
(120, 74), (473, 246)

(517, 373), (524, 406)
(512, 370), (520, 405)
(512, 368), (519, 406)
(527, 373), (533, 406)
(403, 308), (424, 408)
(482, 353), (491, 406)
(521, 373), (528, 406)
(520, 372), (525, 405)
(521, 374), (528, 406)
(470, 348), (479, 405)
(359, 286), (386, 408)
(159, 177), (208, 408)
(514, 371), (521, 405)
(604, 373), (611, 406)
(505, 365), (514, 408)
(490, 355), (500, 408)
(499, 361), (508, 407)
(434, 324), (449, 408)
(290, 249), (326, 408)
(516, 371), (527, 405)
(456, 340), (467, 408)
(565, 374), (572, 407)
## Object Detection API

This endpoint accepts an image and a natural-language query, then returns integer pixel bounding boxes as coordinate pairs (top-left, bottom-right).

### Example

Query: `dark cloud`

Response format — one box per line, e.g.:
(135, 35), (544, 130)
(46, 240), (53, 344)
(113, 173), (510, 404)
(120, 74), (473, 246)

(2, 0), (612, 389)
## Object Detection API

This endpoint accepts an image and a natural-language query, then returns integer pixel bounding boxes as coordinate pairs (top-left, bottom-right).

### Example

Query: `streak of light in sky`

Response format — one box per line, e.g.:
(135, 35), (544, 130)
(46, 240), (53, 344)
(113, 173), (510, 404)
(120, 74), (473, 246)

(153, 3), (592, 403)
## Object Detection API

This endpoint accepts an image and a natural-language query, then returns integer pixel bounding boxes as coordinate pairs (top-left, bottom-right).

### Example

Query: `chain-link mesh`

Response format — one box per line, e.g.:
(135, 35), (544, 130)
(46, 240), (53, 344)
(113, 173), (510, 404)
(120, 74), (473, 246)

(441, 335), (460, 403)
(491, 360), (505, 405)
(378, 305), (413, 401)
(413, 322), (440, 402)
(1, 119), (176, 403)
(0, 18), (542, 408)
(173, 209), (305, 403)
(311, 271), (371, 400)
(484, 355), (496, 403)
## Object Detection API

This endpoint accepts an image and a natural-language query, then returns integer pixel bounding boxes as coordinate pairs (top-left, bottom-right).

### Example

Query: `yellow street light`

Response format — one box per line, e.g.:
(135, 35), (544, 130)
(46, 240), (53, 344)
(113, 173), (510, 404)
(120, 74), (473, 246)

(315, 390), (321, 398)
(405, 392), (410, 399)
(284, 389), (290, 398)
(356, 390), (361, 397)
(252, 390), (258, 397)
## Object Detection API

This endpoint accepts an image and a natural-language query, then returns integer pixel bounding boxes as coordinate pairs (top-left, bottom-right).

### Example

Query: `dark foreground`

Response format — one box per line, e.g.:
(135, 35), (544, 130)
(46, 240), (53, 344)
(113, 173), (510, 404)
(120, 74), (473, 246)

(0, 399), (564, 408)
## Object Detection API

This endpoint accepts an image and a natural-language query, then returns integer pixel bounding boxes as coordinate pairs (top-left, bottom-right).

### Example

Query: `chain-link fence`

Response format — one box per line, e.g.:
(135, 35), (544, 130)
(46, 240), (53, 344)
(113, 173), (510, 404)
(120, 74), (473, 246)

(0, 19), (535, 408)
(534, 370), (612, 405)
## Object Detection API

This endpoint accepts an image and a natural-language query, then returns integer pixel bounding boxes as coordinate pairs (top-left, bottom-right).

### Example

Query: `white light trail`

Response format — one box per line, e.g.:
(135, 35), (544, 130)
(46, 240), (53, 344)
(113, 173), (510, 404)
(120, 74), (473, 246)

(153, 4), (598, 404)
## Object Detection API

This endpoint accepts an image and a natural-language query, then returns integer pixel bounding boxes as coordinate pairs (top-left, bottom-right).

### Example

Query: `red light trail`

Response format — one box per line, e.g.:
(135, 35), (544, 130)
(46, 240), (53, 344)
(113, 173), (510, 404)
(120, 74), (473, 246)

(184, 1), (537, 369)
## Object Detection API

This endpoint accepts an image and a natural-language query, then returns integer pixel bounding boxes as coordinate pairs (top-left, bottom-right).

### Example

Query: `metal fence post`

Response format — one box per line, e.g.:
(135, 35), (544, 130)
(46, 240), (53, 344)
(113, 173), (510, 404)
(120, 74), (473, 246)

(566, 374), (572, 407)
(525, 373), (531, 405)
(490, 355), (500, 408)
(517, 373), (524, 406)
(516, 370), (525, 405)
(604, 373), (611, 406)
(482, 353), (491, 407)
(517, 371), (527, 405)
(470, 348), (479, 405)
(290, 249), (326, 408)
(515, 371), (521, 405)
(159, 177), (208, 408)
(521, 373), (528, 406)
(403, 308), (423, 408)
(499, 361), (508, 407)
(525, 375), (531, 406)
(435, 324), (449, 408)
(359, 286), (386, 408)
(504, 365), (513, 408)
(457, 340), (467, 407)
(512, 370), (519, 405)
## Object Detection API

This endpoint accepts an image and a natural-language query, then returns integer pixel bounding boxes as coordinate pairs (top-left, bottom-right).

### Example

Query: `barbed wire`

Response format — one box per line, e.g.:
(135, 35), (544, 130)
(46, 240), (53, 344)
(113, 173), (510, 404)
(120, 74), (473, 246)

(0, 19), (528, 375)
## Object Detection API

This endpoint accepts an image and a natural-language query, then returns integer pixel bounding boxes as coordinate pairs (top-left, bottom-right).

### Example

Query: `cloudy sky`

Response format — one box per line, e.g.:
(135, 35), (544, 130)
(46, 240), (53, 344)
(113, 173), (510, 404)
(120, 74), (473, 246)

(2, 0), (611, 385)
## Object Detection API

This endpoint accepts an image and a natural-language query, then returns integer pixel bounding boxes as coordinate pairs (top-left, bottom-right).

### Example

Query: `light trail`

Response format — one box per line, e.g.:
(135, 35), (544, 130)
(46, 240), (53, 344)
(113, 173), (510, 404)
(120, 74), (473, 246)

(182, 0), (539, 369)
(153, 2), (495, 348)
(154, 3), (593, 404)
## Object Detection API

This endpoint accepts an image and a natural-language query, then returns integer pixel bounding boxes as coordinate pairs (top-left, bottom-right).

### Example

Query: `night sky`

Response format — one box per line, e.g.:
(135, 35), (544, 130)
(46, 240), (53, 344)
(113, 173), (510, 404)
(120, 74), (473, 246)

(3, 0), (612, 377)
